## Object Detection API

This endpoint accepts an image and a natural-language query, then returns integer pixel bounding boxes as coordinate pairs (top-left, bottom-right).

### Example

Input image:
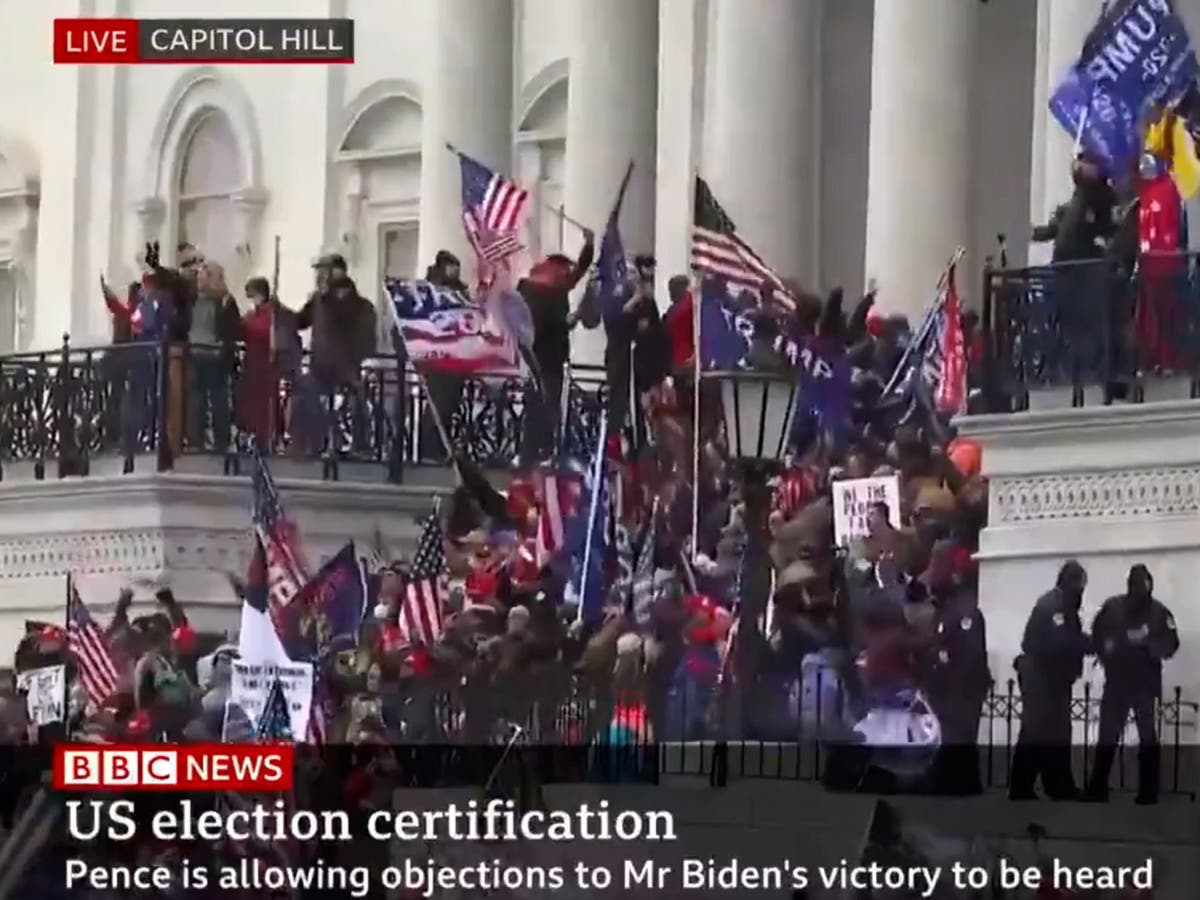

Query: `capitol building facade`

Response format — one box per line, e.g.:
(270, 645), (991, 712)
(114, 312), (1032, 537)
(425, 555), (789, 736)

(0, 0), (1138, 361)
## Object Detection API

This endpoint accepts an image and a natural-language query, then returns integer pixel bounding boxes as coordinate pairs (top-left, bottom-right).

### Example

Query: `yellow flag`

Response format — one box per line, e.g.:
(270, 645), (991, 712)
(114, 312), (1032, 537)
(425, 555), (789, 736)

(1146, 113), (1200, 199)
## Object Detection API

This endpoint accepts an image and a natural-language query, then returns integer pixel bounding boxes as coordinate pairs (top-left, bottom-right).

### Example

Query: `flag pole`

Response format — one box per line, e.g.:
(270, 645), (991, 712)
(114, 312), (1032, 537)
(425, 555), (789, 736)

(63, 572), (72, 728)
(575, 411), (608, 625)
(444, 140), (592, 234)
(690, 274), (701, 563)
(881, 246), (966, 397)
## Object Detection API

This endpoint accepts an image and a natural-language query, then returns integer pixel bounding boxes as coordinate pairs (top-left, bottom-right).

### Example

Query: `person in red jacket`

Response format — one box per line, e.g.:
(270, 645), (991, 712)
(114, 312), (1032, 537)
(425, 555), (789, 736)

(662, 274), (694, 372)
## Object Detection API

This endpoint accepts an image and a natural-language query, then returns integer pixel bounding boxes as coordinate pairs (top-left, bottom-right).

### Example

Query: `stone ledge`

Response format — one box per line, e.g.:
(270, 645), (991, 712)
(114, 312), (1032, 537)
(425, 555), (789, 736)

(0, 471), (448, 652)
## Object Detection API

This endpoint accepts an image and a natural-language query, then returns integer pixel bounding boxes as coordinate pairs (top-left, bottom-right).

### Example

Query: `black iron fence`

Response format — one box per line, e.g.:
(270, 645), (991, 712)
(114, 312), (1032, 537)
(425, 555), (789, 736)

(981, 252), (1200, 411)
(418, 677), (1197, 798)
(0, 335), (607, 482)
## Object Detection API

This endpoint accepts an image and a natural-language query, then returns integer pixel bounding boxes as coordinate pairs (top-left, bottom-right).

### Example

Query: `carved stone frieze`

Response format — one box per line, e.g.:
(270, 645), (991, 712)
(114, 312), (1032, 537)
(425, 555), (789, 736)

(991, 467), (1200, 525)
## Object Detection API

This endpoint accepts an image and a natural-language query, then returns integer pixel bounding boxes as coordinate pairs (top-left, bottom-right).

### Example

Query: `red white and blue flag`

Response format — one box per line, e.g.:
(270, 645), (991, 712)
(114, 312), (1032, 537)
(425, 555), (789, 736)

(458, 151), (529, 268)
(924, 265), (967, 417)
(387, 279), (521, 374)
(250, 447), (310, 607)
(67, 577), (125, 706)
(400, 509), (447, 646)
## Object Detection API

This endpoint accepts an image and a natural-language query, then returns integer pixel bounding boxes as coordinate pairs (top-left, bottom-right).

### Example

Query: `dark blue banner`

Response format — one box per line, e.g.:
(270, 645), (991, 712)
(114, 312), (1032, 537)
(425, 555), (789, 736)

(275, 541), (367, 661)
(1050, 0), (1199, 179)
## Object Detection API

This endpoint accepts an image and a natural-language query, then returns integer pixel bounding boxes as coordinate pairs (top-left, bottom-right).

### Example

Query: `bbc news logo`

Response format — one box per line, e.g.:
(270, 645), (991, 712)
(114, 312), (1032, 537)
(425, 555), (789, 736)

(54, 744), (294, 792)
(52, 18), (354, 64)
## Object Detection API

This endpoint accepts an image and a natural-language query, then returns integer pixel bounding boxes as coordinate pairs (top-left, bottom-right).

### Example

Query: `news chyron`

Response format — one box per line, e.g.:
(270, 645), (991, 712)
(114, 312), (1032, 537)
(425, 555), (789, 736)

(54, 745), (294, 792)
(53, 18), (355, 64)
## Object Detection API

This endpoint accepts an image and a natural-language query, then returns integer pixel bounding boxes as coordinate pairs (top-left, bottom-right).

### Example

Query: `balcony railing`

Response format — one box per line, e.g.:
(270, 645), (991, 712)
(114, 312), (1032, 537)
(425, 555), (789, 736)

(981, 252), (1200, 411)
(0, 335), (608, 482)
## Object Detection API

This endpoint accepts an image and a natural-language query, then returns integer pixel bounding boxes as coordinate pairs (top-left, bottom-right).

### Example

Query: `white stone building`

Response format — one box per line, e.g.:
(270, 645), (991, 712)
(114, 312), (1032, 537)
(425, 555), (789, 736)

(0, 0), (1111, 362)
(0, 0), (1198, 710)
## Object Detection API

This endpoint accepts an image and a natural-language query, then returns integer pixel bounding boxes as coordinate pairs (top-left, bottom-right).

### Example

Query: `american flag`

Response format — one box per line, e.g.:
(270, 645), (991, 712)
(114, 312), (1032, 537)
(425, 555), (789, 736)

(251, 447), (310, 607)
(533, 463), (586, 568)
(691, 176), (792, 308)
(400, 509), (447, 646)
(458, 151), (529, 269)
(67, 577), (123, 705)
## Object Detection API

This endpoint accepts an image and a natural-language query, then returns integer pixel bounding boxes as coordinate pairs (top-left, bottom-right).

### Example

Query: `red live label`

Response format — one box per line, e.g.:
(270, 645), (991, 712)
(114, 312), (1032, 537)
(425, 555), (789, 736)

(53, 19), (140, 64)
(53, 744), (294, 791)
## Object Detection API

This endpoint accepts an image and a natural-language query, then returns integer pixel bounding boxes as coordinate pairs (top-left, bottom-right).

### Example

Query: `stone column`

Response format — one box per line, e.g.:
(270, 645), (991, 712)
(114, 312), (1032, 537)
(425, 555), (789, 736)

(418, 0), (513, 276)
(563, 0), (659, 365)
(1028, 0), (1108, 264)
(654, 0), (708, 303)
(864, 0), (979, 322)
(701, 0), (822, 287)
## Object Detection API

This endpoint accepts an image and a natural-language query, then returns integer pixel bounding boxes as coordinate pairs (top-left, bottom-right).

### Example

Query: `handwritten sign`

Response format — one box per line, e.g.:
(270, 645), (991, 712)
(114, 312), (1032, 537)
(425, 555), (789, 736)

(831, 475), (901, 546)
(230, 660), (313, 739)
(16, 664), (65, 725)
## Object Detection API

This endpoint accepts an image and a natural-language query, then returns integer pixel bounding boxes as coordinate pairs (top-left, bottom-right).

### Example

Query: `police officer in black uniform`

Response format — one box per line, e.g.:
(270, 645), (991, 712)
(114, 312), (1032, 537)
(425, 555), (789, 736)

(925, 553), (991, 795)
(1009, 560), (1091, 800)
(1084, 564), (1179, 804)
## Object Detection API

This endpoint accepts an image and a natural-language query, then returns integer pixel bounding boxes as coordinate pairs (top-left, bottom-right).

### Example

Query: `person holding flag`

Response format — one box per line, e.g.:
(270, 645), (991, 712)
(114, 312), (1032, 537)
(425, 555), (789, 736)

(518, 228), (594, 464)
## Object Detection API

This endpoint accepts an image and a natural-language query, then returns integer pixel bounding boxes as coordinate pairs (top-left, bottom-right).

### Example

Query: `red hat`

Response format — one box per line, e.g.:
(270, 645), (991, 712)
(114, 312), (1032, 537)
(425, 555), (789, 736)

(127, 708), (152, 738)
(379, 623), (405, 653)
(506, 476), (537, 523)
(866, 309), (886, 338)
(405, 646), (431, 676)
(509, 543), (540, 586)
(40, 624), (64, 643)
(171, 624), (196, 653)
(466, 567), (499, 601)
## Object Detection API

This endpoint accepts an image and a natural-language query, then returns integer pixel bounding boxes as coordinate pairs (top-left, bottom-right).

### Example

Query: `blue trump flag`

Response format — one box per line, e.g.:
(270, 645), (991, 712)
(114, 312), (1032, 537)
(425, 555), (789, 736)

(274, 542), (367, 662)
(698, 277), (750, 370)
(595, 162), (636, 326)
(1050, 0), (1199, 179)
(784, 336), (853, 439)
(699, 276), (852, 436)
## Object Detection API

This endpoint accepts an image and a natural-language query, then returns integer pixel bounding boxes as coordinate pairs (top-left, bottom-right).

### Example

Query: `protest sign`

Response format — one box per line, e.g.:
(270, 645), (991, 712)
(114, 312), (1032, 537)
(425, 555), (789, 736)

(831, 475), (901, 546)
(16, 664), (65, 725)
(1050, 0), (1199, 179)
(230, 660), (313, 739)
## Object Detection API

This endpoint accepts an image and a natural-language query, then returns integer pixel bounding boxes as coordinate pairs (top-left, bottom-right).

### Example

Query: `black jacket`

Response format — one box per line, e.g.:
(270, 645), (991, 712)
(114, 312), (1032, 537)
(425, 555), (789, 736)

(520, 239), (595, 374)
(1032, 180), (1117, 263)
(1092, 593), (1179, 696)
(1019, 588), (1090, 686)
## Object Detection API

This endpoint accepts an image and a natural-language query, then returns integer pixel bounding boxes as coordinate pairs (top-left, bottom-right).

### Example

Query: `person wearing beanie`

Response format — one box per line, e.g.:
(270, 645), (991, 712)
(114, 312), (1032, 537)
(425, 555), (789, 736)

(923, 539), (989, 795)
(425, 249), (468, 294)
(1085, 563), (1179, 804)
(1009, 560), (1091, 801)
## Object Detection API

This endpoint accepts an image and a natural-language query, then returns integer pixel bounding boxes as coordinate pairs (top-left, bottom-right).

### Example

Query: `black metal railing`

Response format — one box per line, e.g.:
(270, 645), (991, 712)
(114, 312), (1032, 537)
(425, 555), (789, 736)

(0, 335), (607, 482)
(981, 252), (1200, 411)
(415, 678), (1197, 797)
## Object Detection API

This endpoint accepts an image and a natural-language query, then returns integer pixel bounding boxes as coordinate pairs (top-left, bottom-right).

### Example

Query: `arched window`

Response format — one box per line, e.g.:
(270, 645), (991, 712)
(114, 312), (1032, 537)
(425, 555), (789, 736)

(176, 111), (241, 270)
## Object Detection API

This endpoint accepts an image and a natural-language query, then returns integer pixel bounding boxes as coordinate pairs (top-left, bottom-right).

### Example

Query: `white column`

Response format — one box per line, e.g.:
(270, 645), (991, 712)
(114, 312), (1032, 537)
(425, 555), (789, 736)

(563, 0), (659, 365)
(418, 0), (513, 275)
(864, 0), (978, 322)
(654, 0), (707, 303)
(1028, 0), (1107, 264)
(33, 0), (95, 350)
(701, 0), (822, 286)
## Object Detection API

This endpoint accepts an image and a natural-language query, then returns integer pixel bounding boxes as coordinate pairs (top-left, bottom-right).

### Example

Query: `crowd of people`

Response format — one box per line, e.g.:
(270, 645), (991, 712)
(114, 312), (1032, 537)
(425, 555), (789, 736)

(0, 190), (1181, 823)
